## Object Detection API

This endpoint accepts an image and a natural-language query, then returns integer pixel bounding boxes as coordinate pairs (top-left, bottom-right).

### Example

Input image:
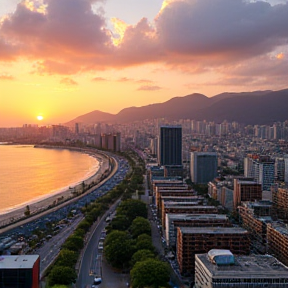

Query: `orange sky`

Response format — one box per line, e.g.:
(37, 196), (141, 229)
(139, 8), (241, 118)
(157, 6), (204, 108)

(0, 0), (288, 127)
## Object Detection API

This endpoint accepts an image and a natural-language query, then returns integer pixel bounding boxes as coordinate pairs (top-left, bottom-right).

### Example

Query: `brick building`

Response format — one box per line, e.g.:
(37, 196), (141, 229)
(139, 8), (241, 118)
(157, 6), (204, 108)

(165, 214), (231, 247)
(176, 227), (250, 275)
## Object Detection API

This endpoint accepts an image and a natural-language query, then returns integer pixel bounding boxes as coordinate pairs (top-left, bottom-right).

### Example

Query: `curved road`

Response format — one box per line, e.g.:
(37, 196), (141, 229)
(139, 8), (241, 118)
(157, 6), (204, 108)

(0, 153), (118, 235)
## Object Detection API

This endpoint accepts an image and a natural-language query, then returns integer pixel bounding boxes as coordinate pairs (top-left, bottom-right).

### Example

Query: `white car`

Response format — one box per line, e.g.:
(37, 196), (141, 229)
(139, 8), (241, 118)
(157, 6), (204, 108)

(92, 276), (102, 287)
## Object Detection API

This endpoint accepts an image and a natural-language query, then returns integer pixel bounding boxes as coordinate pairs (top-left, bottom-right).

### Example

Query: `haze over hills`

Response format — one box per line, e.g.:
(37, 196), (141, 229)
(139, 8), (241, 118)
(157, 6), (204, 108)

(65, 89), (288, 126)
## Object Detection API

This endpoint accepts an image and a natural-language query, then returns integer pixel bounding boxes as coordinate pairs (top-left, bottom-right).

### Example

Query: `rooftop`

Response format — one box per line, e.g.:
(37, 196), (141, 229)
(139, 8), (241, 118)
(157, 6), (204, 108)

(166, 205), (216, 210)
(196, 253), (288, 278)
(0, 255), (39, 269)
(268, 222), (288, 237)
(167, 213), (228, 221)
(179, 227), (248, 234)
(237, 180), (259, 185)
(161, 196), (203, 200)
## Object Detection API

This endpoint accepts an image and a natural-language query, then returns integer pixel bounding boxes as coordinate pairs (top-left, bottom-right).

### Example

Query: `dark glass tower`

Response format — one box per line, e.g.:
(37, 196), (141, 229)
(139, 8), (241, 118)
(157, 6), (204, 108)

(158, 126), (182, 166)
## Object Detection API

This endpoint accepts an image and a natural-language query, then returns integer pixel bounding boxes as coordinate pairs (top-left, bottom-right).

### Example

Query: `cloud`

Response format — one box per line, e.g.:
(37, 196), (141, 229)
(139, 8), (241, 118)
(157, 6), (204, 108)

(276, 52), (285, 60)
(185, 52), (288, 89)
(136, 79), (154, 84)
(137, 85), (162, 91)
(117, 77), (133, 82)
(155, 0), (288, 64)
(0, 38), (19, 61)
(92, 76), (107, 82)
(60, 77), (78, 86)
(1, 0), (113, 72)
(0, 73), (15, 80)
(0, 0), (288, 80)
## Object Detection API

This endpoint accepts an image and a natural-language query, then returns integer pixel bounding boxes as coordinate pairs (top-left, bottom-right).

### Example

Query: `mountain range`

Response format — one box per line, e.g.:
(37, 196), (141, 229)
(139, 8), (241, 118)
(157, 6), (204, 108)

(65, 88), (288, 126)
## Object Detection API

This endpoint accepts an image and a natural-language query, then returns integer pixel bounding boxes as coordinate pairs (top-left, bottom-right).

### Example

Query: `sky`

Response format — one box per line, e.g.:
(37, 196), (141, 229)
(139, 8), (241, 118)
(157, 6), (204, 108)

(0, 0), (288, 127)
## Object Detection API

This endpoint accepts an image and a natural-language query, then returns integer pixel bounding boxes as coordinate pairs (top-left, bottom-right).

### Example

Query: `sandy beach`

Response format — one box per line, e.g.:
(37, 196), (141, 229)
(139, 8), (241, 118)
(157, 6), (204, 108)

(0, 147), (110, 229)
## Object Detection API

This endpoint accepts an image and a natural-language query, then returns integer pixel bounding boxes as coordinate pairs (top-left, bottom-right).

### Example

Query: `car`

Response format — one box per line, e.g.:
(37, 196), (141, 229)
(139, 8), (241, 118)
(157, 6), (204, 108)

(92, 276), (102, 287)
(98, 242), (104, 251)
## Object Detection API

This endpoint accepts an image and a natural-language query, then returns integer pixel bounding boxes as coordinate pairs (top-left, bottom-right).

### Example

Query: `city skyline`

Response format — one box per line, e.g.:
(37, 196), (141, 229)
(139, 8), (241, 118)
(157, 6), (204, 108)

(1, 0), (288, 127)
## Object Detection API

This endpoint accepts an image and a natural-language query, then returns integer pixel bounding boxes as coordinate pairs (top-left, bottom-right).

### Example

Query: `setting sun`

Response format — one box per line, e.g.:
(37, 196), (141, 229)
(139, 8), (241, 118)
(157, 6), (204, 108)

(37, 115), (44, 121)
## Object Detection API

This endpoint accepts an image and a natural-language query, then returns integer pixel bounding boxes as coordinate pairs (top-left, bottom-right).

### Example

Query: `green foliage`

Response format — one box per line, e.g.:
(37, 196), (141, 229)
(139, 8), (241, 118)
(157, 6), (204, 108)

(73, 228), (85, 238)
(130, 259), (170, 288)
(108, 215), (130, 232)
(50, 285), (69, 288)
(117, 199), (148, 224)
(137, 234), (152, 242)
(55, 249), (78, 268)
(62, 235), (83, 252)
(48, 266), (77, 286)
(131, 249), (155, 267)
(222, 167), (241, 176)
(130, 217), (151, 238)
(104, 230), (135, 269)
(77, 219), (91, 232)
(136, 237), (154, 252)
(87, 207), (102, 221)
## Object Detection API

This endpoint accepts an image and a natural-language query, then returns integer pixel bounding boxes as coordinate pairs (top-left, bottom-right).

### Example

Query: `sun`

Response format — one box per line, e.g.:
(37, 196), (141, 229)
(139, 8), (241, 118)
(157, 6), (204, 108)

(37, 115), (44, 121)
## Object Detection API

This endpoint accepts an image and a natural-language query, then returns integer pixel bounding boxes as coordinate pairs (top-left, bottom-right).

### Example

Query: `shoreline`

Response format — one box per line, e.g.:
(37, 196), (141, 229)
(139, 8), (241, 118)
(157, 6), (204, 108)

(0, 146), (110, 228)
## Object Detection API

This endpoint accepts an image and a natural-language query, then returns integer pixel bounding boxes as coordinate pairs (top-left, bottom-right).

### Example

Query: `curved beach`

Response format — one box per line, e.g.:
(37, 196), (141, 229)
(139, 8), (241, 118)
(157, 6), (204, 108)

(0, 146), (110, 229)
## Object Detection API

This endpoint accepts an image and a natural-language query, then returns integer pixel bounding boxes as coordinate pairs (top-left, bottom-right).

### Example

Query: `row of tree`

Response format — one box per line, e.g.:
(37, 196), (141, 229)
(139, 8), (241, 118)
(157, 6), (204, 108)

(46, 148), (155, 287)
(47, 151), (136, 286)
(104, 199), (171, 288)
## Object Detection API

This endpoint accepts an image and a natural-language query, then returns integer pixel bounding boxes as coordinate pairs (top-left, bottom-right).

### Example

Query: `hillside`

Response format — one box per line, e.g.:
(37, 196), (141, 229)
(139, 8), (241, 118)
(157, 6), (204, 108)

(65, 88), (288, 125)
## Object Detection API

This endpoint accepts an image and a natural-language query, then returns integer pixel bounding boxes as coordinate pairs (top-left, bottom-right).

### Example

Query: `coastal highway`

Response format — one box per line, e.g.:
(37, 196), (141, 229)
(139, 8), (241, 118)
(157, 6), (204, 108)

(0, 152), (118, 235)
(35, 214), (83, 278)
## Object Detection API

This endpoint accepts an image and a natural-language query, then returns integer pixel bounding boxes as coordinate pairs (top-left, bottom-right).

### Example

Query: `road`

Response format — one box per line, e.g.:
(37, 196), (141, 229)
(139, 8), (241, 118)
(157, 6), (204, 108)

(76, 200), (128, 288)
(34, 215), (83, 278)
(0, 153), (117, 235)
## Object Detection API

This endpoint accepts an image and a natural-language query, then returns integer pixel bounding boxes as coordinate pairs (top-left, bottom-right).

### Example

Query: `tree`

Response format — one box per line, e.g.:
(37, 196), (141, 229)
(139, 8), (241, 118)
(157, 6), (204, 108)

(62, 235), (83, 252)
(136, 237), (155, 252)
(48, 266), (77, 286)
(117, 199), (147, 224)
(108, 215), (130, 231)
(130, 259), (170, 288)
(56, 249), (78, 268)
(77, 220), (91, 232)
(24, 205), (30, 217)
(130, 217), (151, 238)
(104, 230), (135, 269)
(73, 228), (85, 238)
(131, 249), (155, 267)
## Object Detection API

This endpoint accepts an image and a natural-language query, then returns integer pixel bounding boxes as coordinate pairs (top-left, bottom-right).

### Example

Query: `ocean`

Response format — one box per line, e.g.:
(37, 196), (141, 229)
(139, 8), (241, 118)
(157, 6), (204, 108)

(0, 145), (99, 214)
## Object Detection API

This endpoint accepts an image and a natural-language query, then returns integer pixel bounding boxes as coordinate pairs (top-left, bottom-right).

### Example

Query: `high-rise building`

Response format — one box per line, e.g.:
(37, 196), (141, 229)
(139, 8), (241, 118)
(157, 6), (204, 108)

(275, 157), (285, 181)
(75, 122), (80, 134)
(150, 137), (158, 156)
(244, 155), (275, 191)
(158, 126), (182, 166)
(284, 155), (288, 183)
(100, 133), (121, 152)
(233, 178), (262, 209)
(190, 152), (217, 184)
